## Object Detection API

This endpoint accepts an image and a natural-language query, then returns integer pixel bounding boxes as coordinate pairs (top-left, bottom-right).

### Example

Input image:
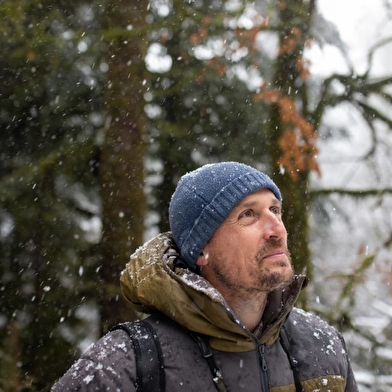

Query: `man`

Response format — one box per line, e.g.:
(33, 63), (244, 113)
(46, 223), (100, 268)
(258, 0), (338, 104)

(52, 161), (358, 391)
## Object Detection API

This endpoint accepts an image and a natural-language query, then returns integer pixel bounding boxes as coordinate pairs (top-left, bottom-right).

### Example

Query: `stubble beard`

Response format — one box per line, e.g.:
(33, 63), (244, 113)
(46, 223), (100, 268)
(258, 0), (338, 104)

(210, 238), (294, 297)
(254, 238), (294, 292)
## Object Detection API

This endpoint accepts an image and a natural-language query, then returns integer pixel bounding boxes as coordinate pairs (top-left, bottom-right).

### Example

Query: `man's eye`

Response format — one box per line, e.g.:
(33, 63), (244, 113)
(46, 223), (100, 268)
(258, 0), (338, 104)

(271, 206), (282, 215)
(240, 210), (254, 218)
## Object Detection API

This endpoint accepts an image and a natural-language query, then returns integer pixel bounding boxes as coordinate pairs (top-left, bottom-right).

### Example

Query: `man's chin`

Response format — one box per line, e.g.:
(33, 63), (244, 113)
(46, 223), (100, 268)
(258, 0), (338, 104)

(264, 269), (294, 292)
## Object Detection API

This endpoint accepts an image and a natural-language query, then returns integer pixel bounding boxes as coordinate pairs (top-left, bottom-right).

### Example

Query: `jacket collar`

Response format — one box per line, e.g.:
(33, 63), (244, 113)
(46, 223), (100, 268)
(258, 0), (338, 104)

(121, 232), (307, 351)
(257, 275), (307, 344)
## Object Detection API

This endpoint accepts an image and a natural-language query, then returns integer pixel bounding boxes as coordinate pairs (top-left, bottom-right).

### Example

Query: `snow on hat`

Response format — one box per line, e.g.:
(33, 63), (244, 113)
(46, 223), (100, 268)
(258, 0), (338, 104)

(168, 161), (282, 269)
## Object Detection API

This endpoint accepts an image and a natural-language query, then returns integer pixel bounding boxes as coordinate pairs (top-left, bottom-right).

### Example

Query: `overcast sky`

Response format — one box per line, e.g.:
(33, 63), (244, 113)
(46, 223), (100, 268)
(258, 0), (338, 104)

(317, 0), (392, 76)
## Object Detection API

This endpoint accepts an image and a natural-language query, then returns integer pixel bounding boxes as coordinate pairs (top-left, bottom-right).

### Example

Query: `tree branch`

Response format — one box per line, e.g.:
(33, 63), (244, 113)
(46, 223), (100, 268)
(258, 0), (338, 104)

(310, 188), (392, 197)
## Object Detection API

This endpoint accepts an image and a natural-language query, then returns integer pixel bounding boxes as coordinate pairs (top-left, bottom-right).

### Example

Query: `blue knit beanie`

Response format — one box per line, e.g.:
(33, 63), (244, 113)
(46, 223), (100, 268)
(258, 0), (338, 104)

(168, 162), (282, 269)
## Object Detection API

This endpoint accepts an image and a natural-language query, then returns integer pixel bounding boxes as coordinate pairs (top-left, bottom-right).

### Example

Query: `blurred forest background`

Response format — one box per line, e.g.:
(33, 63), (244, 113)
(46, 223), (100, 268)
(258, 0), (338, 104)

(1, 0), (392, 390)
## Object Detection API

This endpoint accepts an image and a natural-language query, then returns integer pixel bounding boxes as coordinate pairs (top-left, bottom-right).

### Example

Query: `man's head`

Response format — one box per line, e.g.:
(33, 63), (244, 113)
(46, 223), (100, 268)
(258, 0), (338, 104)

(169, 162), (282, 269)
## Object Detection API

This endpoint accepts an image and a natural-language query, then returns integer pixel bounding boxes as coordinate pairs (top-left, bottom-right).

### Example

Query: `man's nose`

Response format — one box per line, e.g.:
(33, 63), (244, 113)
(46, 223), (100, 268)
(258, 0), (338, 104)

(261, 213), (286, 239)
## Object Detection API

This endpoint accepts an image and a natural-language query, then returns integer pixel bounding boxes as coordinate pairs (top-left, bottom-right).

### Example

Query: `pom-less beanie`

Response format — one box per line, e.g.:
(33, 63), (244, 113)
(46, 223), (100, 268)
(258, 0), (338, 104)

(168, 162), (282, 269)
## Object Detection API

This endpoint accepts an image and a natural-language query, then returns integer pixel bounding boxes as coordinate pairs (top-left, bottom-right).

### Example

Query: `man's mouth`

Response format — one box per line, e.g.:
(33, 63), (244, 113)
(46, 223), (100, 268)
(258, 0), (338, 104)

(262, 250), (286, 259)
(255, 239), (291, 263)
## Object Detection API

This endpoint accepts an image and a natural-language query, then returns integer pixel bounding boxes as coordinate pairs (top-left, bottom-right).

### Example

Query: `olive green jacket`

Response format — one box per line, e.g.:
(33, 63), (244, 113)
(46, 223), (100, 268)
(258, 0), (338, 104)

(52, 232), (358, 391)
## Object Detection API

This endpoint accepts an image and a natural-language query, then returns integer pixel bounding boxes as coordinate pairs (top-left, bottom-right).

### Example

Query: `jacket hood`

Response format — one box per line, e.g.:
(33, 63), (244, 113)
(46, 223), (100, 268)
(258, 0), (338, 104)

(120, 232), (306, 352)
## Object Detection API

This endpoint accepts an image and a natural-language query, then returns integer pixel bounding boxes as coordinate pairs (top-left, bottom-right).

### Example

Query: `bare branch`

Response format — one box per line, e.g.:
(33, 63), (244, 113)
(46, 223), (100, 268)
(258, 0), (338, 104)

(310, 188), (392, 197)
(356, 99), (392, 128)
(366, 36), (392, 75)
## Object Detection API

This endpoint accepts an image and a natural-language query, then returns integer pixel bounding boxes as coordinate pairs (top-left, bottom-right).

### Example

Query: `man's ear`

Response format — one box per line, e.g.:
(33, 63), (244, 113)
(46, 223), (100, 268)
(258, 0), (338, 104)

(196, 251), (209, 266)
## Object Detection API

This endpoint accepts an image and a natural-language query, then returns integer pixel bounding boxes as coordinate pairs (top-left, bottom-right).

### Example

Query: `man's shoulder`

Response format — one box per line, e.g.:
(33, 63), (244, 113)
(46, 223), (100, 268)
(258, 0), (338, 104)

(289, 307), (337, 329)
(84, 327), (135, 361)
(286, 307), (344, 345)
(52, 328), (137, 391)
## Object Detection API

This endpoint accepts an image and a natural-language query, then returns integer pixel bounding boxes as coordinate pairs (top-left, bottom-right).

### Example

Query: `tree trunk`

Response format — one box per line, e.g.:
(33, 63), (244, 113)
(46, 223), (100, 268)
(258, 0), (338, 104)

(99, 0), (148, 333)
(268, 0), (316, 307)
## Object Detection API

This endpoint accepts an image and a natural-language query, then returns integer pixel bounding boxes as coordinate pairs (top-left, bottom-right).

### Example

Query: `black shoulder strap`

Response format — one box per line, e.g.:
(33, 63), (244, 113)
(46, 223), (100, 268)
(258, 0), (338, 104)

(280, 325), (303, 392)
(110, 320), (165, 392)
(190, 332), (227, 392)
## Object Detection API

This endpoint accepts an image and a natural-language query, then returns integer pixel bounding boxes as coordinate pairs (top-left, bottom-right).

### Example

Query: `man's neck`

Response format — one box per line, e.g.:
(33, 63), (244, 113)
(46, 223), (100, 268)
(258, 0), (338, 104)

(225, 292), (268, 332)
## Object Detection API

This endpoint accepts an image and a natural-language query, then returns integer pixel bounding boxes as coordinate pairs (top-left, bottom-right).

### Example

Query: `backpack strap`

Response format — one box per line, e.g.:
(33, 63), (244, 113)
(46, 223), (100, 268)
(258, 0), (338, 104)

(280, 325), (303, 392)
(110, 320), (165, 392)
(190, 332), (227, 392)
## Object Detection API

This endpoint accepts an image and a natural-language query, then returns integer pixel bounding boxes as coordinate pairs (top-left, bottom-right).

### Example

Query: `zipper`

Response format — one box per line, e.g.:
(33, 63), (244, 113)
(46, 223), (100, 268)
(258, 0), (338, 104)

(257, 343), (270, 391)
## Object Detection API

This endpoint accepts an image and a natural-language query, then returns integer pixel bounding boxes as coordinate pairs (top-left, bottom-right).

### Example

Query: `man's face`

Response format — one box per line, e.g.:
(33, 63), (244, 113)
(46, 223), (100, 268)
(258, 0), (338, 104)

(197, 189), (294, 298)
